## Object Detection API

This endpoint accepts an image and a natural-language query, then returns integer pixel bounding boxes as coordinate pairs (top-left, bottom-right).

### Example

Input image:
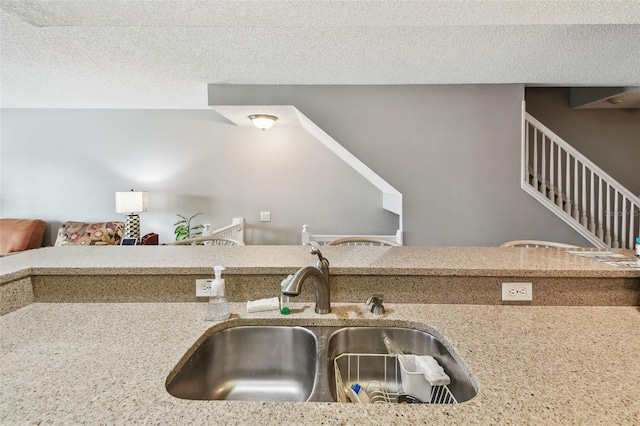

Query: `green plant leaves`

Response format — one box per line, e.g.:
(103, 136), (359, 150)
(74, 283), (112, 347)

(174, 213), (203, 241)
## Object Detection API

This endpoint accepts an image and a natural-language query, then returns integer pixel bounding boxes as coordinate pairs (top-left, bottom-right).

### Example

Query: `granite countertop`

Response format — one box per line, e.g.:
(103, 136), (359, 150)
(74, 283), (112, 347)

(2, 246), (639, 283)
(1, 302), (639, 424)
(1, 246), (639, 424)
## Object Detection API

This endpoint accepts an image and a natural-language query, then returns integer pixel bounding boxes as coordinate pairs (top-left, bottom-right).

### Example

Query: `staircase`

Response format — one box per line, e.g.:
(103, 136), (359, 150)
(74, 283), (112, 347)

(522, 112), (639, 249)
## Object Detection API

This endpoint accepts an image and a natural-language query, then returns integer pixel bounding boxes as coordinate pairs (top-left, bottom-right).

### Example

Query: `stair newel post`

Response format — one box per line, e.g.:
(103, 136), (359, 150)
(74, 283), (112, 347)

(596, 177), (603, 239)
(605, 183), (612, 247)
(565, 152), (572, 214)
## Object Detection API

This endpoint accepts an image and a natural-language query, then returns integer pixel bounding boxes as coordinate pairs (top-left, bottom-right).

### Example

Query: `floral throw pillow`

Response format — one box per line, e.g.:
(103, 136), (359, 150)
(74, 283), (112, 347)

(54, 221), (124, 246)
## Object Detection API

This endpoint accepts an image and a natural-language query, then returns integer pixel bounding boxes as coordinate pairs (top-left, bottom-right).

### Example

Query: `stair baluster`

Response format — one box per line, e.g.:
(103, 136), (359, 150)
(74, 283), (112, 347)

(605, 184), (611, 247)
(565, 153), (572, 214)
(597, 178), (603, 239)
(613, 191), (619, 248)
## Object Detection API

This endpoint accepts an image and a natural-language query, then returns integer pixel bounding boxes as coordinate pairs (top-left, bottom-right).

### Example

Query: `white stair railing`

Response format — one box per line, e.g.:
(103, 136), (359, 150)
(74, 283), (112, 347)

(212, 217), (245, 243)
(522, 113), (639, 249)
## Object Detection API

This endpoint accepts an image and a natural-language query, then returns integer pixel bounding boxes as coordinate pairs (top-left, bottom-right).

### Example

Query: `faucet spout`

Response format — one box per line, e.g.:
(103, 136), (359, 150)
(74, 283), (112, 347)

(282, 248), (331, 314)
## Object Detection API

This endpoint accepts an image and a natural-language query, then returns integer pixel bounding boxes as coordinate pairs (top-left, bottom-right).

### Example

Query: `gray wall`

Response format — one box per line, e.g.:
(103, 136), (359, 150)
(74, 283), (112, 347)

(525, 87), (639, 195)
(210, 84), (591, 246)
(2, 85), (599, 246)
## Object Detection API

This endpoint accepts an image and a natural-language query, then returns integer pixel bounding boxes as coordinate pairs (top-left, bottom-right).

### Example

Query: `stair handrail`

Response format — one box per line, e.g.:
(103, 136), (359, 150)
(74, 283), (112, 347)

(525, 113), (639, 205)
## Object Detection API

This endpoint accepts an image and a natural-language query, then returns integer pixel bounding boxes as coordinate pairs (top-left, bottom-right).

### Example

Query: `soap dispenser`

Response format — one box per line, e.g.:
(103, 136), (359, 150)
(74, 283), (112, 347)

(206, 265), (230, 321)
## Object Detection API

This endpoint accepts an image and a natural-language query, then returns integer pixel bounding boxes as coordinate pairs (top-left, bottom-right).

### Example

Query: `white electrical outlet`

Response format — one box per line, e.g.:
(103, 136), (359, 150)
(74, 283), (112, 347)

(196, 279), (213, 297)
(260, 211), (271, 222)
(501, 282), (532, 301)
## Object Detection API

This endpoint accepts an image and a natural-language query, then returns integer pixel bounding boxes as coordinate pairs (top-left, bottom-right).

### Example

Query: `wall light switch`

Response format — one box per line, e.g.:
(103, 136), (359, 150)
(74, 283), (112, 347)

(260, 211), (271, 222)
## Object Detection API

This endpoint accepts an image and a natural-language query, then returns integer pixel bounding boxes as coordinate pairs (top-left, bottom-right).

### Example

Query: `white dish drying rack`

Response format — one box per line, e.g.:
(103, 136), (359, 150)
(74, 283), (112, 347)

(334, 353), (457, 404)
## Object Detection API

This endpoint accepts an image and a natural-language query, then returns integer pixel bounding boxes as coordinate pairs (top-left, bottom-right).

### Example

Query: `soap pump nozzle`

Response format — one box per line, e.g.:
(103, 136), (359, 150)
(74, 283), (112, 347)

(214, 265), (225, 280)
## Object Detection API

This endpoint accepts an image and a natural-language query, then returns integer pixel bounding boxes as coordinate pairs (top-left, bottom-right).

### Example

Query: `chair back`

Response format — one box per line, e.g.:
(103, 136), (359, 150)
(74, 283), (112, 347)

(169, 236), (244, 246)
(500, 240), (579, 248)
(327, 237), (400, 246)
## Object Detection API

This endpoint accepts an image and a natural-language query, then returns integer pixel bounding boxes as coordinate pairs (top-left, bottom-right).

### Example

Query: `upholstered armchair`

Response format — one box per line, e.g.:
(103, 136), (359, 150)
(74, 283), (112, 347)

(0, 218), (47, 256)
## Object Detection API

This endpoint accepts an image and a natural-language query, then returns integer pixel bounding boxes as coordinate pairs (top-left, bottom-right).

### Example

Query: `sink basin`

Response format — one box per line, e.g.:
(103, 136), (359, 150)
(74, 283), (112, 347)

(326, 327), (477, 403)
(166, 326), (318, 401)
(166, 324), (477, 403)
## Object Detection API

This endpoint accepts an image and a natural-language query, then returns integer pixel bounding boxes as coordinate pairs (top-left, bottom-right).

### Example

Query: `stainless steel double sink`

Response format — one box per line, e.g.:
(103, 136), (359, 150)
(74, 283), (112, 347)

(166, 325), (477, 403)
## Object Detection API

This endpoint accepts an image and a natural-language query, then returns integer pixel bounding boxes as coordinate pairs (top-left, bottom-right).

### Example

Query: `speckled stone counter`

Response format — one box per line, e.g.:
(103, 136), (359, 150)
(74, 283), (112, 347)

(1, 246), (639, 315)
(1, 302), (639, 425)
(2, 246), (639, 279)
(1, 246), (639, 423)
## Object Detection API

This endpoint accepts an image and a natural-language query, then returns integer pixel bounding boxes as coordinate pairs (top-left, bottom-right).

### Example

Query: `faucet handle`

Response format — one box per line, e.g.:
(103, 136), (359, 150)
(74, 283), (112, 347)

(366, 294), (385, 315)
(310, 247), (326, 263)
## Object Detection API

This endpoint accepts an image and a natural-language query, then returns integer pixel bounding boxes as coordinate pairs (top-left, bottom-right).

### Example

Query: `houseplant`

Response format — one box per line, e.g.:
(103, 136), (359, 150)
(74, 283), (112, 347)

(174, 213), (204, 241)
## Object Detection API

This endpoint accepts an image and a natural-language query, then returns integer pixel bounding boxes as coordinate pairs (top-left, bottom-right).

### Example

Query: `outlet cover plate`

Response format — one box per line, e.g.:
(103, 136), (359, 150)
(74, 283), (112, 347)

(260, 211), (271, 222)
(196, 279), (212, 297)
(501, 282), (533, 301)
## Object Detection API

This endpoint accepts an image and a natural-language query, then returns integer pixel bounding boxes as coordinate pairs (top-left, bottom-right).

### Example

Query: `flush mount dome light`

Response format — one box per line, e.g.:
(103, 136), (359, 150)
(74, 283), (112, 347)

(248, 114), (278, 130)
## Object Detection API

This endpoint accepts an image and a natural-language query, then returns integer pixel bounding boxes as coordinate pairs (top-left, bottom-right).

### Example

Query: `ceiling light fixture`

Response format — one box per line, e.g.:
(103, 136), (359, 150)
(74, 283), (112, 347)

(248, 114), (278, 130)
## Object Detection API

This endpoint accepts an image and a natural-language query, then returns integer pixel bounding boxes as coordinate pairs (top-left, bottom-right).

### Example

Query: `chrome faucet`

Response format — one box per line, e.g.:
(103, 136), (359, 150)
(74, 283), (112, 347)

(282, 247), (331, 314)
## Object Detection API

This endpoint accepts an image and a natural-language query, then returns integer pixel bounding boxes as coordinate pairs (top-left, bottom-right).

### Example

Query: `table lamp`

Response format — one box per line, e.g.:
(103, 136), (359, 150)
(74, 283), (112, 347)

(115, 190), (148, 241)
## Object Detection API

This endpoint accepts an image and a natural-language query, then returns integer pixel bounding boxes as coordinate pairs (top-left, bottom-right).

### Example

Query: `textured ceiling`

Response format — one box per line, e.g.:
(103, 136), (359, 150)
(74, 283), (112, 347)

(1, 0), (639, 109)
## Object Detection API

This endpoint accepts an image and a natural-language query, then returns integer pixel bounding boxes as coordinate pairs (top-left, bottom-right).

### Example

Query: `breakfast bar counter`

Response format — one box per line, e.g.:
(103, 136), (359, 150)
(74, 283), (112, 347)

(1, 246), (638, 314)
(2, 245), (638, 280)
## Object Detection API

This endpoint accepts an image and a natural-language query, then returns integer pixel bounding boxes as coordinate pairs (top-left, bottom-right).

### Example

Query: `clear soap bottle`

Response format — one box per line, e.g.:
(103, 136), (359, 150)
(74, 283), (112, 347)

(206, 265), (230, 321)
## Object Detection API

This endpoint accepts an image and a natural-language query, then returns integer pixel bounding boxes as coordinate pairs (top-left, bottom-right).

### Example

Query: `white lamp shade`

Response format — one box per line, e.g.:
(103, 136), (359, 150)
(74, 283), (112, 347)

(115, 191), (149, 214)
